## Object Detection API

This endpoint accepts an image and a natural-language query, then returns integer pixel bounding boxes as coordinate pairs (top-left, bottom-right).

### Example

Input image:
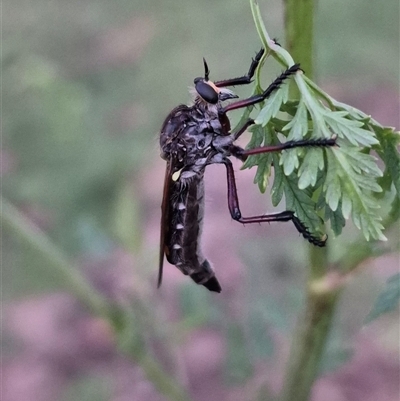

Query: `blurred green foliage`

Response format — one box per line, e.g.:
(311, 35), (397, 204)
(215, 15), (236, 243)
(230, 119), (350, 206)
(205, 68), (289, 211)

(62, 375), (112, 401)
(366, 273), (400, 323)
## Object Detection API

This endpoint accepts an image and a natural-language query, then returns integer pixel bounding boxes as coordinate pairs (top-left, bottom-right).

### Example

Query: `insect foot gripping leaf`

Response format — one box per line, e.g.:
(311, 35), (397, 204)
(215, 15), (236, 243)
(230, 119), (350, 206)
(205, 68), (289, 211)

(241, 29), (398, 243)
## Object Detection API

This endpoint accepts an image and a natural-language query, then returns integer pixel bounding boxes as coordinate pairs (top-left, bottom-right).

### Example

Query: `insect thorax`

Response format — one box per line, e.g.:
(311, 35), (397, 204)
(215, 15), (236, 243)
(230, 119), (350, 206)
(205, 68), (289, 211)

(160, 103), (224, 172)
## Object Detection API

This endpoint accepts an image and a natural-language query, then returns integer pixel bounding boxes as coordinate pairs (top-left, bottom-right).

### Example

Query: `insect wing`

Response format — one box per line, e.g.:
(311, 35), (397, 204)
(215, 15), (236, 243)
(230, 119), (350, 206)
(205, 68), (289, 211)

(158, 161), (174, 288)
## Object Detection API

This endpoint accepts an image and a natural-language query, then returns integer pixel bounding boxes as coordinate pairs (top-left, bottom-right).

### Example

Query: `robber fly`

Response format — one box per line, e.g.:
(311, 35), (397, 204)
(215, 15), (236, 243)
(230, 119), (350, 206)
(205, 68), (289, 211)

(158, 48), (336, 293)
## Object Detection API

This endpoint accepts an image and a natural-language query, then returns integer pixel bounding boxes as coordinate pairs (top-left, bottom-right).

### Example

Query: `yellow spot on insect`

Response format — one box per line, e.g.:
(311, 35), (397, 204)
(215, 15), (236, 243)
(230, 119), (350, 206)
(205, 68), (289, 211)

(172, 168), (183, 181)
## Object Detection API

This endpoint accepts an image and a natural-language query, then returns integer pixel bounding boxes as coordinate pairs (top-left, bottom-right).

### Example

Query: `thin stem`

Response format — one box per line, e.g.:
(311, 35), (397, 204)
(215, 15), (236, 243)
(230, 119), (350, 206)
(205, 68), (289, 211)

(1, 196), (113, 319)
(118, 306), (192, 401)
(250, 0), (295, 68)
(303, 75), (337, 108)
(280, 283), (340, 401)
(283, 0), (314, 76)
(280, 247), (340, 401)
(1, 197), (192, 401)
(250, 1), (342, 399)
(278, 1), (342, 400)
(139, 354), (192, 401)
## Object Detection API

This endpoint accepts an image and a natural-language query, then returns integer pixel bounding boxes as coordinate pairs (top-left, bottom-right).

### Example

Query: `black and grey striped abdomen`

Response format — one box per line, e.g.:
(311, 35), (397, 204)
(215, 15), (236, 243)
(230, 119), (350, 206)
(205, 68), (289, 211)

(165, 175), (221, 292)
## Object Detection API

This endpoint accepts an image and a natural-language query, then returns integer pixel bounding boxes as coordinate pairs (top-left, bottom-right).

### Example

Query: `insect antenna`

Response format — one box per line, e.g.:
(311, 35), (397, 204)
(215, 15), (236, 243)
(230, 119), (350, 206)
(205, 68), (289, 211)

(203, 58), (210, 81)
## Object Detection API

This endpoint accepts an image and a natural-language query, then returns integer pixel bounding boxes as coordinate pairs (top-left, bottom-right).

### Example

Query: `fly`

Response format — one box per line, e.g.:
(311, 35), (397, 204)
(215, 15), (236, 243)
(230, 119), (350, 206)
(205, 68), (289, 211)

(158, 48), (336, 293)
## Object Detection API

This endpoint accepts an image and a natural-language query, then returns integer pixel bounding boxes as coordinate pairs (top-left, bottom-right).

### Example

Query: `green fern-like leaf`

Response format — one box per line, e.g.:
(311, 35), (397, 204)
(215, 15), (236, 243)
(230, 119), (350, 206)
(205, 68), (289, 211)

(255, 82), (289, 126)
(324, 148), (385, 240)
(297, 149), (324, 189)
(283, 99), (308, 140)
(375, 127), (400, 196)
(239, 8), (399, 243)
(324, 111), (378, 147)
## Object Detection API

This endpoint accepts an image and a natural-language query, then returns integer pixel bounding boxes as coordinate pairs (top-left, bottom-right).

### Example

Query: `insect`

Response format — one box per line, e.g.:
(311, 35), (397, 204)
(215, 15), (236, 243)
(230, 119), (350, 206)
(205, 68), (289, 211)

(158, 48), (336, 293)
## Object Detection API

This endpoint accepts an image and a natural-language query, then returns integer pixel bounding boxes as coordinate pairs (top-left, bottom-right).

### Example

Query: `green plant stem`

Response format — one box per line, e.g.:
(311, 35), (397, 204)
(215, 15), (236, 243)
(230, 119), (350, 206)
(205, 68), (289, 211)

(119, 315), (192, 401)
(279, 1), (341, 400)
(280, 248), (341, 401)
(280, 292), (339, 401)
(1, 196), (113, 319)
(1, 197), (192, 401)
(283, 0), (314, 75)
(139, 353), (191, 401)
(249, 4), (343, 399)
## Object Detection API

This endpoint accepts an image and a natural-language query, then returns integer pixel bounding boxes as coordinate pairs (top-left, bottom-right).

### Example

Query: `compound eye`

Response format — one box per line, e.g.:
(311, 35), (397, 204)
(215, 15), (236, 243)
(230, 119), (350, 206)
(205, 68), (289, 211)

(195, 80), (218, 104)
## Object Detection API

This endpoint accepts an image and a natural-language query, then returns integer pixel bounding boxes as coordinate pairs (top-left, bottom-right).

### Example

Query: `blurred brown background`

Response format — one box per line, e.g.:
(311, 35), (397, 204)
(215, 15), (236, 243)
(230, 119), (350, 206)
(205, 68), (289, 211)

(2, 1), (399, 400)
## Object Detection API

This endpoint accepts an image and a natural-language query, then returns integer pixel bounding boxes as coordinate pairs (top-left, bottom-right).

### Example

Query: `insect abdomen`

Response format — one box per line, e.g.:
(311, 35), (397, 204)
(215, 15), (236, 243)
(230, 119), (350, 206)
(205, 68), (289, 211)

(166, 175), (221, 292)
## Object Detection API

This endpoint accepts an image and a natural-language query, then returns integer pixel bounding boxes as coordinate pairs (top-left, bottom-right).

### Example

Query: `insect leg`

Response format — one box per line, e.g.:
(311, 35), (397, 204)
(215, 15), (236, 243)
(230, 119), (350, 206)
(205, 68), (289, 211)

(220, 64), (301, 113)
(223, 159), (327, 247)
(225, 119), (336, 162)
(214, 48), (264, 88)
(239, 136), (337, 158)
(231, 118), (255, 140)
